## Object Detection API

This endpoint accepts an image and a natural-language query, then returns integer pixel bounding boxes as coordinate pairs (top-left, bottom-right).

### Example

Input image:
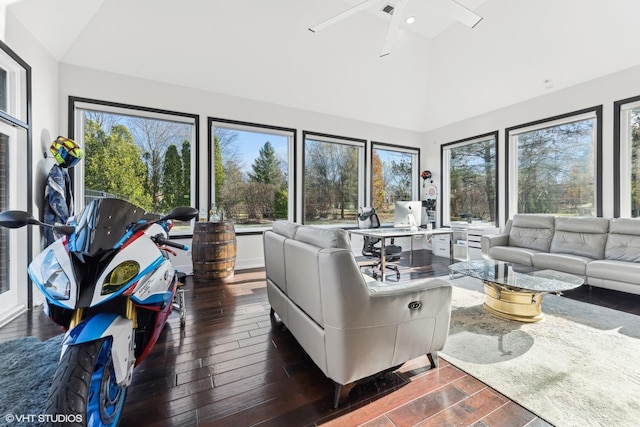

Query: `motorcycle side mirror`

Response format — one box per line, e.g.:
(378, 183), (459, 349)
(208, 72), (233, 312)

(53, 225), (75, 236)
(163, 206), (199, 222)
(0, 210), (37, 229)
(0, 210), (75, 235)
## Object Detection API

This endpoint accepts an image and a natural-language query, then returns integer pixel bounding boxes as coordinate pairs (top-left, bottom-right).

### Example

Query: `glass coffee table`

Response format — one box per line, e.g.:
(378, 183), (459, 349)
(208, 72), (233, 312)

(449, 260), (584, 322)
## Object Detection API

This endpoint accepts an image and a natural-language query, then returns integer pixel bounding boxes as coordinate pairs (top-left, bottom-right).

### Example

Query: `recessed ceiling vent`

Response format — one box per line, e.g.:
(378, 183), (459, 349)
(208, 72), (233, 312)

(381, 4), (395, 15)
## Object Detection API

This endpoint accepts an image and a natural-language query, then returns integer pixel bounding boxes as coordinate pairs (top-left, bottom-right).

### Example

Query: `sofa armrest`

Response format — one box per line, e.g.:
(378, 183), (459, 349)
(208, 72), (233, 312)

(366, 277), (450, 296)
(339, 278), (452, 328)
(482, 233), (509, 258)
(323, 278), (452, 384)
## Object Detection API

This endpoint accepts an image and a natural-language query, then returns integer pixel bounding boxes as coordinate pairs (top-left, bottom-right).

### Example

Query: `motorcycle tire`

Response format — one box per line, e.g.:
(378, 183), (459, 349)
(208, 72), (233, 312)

(45, 338), (127, 427)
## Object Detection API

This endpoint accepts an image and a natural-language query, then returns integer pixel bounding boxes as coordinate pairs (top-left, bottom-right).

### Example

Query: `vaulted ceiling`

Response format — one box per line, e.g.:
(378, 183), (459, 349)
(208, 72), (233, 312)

(7, 0), (640, 132)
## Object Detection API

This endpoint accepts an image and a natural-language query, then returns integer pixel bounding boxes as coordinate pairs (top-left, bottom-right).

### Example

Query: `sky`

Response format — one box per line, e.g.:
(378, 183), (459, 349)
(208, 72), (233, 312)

(216, 127), (289, 175)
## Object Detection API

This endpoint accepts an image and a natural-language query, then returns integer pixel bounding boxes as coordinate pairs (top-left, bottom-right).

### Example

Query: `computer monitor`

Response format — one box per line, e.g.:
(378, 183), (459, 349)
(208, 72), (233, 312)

(394, 201), (423, 228)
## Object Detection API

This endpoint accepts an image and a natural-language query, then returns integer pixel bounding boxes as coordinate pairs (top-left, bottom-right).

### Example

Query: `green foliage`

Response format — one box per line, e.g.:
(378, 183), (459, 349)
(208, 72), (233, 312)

(274, 189), (288, 219)
(249, 142), (284, 186)
(181, 140), (191, 205)
(84, 119), (152, 210)
(160, 145), (182, 212)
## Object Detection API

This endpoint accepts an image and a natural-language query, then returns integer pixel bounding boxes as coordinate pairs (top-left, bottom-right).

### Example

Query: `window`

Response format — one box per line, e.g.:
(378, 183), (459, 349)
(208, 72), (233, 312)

(371, 143), (420, 224)
(506, 107), (602, 218)
(71, 98), (198, 235)
(614, 96), (640, 218)
(442, 132), (497, 226)
(0, 41), (30, 316)
(210, 118), (294, 231)
(303, 132), (365, 226)
(0, 46), (28, 123)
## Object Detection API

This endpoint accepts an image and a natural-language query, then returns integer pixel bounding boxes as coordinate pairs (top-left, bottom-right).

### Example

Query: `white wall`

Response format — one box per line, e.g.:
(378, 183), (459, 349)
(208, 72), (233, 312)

(421, 63), (640, 228)
(58, 64), (425, 270)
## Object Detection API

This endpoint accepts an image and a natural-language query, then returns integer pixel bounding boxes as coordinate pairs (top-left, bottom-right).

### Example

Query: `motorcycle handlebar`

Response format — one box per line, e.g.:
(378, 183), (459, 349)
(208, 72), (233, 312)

(154, 235), (189, 251)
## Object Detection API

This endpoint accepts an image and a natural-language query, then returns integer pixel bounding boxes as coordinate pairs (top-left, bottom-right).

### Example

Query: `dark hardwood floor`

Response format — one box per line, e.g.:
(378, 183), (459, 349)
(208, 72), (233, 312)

(2, 250), (639, 426)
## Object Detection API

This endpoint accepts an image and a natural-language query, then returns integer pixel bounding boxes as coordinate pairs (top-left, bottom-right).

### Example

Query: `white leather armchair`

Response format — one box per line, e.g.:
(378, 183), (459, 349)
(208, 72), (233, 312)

(263, 221), (452, 407)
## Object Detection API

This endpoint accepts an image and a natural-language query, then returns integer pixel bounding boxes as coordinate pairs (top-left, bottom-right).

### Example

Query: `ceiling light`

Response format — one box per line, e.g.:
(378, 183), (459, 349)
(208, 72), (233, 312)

(405, 16), (416, 24)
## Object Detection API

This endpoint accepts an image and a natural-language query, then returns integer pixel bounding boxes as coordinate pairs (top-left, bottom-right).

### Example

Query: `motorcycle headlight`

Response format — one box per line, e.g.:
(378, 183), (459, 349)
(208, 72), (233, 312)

(40, 251), (70, 300)
(102, 260), (140, 295)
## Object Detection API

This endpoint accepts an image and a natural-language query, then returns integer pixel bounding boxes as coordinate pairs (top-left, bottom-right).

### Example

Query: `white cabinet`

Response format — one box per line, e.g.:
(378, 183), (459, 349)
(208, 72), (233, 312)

(431, 234), (451, 258)
(452, 228), (468, 260)
(467, 226), (498, 259)
(432, 224), (499, 260)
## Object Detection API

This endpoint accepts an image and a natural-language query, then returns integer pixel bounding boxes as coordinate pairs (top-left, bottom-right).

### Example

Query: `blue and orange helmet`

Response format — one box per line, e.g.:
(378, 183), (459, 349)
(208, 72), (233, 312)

(50, 136), (84, 168)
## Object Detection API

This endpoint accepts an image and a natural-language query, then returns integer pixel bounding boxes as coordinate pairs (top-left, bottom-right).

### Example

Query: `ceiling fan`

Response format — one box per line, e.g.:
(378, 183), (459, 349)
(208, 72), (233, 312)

(309, 0), (483, 57)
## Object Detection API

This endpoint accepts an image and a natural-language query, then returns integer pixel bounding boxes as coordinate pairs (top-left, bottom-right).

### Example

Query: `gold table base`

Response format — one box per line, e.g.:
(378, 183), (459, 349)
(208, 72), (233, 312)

(483, 282), (545, 323)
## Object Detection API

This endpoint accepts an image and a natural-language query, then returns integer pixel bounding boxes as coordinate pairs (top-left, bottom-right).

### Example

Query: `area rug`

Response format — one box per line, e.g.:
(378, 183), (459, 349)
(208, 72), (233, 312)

(0, 334), (63, 422)
(441, 276), (640, 427)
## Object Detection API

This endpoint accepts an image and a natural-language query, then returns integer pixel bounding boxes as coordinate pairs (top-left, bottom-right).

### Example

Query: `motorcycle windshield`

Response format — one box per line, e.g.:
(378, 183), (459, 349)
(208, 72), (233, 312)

(72, 198), (146, 257)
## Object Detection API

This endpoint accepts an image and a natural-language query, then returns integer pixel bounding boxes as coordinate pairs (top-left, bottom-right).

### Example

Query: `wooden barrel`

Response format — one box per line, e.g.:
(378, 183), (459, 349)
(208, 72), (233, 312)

(192, 221), (237, 281)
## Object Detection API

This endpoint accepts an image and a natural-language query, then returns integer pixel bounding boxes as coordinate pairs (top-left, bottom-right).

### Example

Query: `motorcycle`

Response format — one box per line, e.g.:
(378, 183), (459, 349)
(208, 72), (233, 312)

(0, 198), (198, 426)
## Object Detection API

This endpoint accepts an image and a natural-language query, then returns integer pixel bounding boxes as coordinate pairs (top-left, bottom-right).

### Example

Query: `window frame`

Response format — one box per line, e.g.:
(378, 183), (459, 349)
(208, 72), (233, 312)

(69, 97), (199, 236)
(208, 117), (296, 234)
(614, 95), (640, 218)
(0, 42), (28, 124)
(0, 40), (32, 310)
(370, 141), (420, 225)
(505, 106), (603, 219)
(440, 131), (499, 227)
(302, 131), (366, 228)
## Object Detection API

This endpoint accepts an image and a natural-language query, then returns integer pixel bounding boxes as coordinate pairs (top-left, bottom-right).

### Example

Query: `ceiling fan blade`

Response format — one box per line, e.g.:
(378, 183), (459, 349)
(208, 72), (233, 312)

(309, 0), (383, 33)
(428, 0), (483, 28)
(380, 0), (409, 57)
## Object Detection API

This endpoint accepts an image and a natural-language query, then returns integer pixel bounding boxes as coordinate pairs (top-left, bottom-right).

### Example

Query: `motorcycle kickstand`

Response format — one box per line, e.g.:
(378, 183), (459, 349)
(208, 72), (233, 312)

(173, 273), (187, 327)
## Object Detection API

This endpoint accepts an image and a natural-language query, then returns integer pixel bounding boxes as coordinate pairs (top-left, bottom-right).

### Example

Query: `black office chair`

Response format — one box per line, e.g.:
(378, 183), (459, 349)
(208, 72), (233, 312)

(356, 207), (402, 280)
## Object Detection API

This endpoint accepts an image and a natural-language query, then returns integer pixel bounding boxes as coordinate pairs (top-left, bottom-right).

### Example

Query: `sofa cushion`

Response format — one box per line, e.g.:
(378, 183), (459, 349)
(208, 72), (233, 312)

(272, 220), (300, 238)
(294, 226), (351, 249)
(532, 252), (590, 276)
(587, 259), (640, 284)
(550, 217), (609, 259)
(508, 214), (555, 251)
(605, 218), (640, 262)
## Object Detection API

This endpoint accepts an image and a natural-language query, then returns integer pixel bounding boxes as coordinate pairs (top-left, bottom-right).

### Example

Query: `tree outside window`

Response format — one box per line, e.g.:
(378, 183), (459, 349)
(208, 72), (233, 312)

(212, 123), (291, 228)
(629, 106), (640, 217)
(82, 112), (192, 211)
(74, 103), (196, 234)
(303, 135), (363, 225)
(446, 136), (496, 223)
(514, 119), (595, 216)
(371, 146), (418, 224)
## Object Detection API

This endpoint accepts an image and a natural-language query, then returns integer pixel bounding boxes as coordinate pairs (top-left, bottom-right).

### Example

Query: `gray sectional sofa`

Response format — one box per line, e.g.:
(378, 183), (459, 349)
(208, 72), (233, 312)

(482, 214), (640, 295)
(263, 221), (452, 407)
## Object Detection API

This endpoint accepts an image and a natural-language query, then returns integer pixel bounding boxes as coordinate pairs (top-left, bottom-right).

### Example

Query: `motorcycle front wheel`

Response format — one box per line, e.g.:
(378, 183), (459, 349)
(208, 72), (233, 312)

(45, 338), (127, 427)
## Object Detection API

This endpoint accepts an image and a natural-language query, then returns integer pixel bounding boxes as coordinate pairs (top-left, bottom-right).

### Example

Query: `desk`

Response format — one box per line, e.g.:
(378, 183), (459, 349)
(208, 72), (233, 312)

(349, 227), (454, 281)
